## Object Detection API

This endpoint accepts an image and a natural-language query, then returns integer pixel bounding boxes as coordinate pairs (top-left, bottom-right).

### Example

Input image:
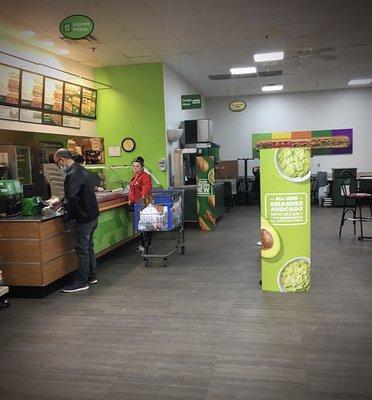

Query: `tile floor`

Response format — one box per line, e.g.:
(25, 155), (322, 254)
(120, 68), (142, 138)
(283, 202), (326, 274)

(0, 206), (372, 400)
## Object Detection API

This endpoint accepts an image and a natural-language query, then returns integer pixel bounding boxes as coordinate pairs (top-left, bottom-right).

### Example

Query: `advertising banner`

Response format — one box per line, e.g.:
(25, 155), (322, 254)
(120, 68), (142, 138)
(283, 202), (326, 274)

(196, 155), (215, 231)
(260, 148), (311, 292)
(252, 129), (353, 158)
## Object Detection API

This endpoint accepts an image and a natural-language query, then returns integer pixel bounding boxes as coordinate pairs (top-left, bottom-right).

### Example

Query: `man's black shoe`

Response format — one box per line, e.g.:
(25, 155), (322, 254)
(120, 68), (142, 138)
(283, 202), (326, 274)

(62, 282), (89, 293)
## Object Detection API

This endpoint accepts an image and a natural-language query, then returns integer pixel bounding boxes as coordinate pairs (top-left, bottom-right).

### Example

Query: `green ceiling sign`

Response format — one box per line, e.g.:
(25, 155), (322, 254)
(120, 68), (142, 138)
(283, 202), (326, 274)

(181, 94), (202, 110)
(59, 15), (94, 40)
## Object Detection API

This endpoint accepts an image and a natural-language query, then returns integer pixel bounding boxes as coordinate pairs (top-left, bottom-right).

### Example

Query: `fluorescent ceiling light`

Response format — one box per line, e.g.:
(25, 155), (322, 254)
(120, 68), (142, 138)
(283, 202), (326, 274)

(20, 30), (36, 37)
(254, 51), (284, 62)
(58, 48), (70, 55)
(348, 79), (372, 86)
(41, 41), (55, 47)
(261, 84), (283, 92)
(230, 66), (257, 75)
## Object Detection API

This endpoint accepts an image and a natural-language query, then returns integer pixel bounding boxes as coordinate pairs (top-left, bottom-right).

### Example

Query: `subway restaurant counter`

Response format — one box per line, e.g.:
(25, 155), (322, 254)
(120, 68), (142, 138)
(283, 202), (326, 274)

(0, 190), (136, 295)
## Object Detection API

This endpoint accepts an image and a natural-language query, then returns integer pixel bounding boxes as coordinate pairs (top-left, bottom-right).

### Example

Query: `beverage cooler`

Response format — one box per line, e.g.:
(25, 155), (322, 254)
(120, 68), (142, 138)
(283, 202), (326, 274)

(0, 145), (32, 184)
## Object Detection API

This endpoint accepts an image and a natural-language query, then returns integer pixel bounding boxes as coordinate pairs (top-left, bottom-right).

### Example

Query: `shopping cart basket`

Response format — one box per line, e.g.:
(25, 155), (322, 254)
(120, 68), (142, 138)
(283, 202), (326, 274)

(133, 189), (185, 266)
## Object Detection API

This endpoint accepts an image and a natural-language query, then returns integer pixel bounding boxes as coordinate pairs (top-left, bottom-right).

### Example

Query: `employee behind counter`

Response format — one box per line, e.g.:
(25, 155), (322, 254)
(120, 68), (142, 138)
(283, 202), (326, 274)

(49, 149), (99, 293)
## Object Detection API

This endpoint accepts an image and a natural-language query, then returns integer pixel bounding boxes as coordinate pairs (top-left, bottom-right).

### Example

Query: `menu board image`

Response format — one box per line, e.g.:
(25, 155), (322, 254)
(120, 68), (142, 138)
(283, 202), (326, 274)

(0, 105), (19, 121)
(43, 112), (62, 126)
(20, 109), (42, 124)
(0, 65), (20, 106)
(63, 115), (81, 129)
(64, 83), (81, 115)
(44, 77), (63, 112)
(81, 87), (97, 118)
(21, 71), (43, 109)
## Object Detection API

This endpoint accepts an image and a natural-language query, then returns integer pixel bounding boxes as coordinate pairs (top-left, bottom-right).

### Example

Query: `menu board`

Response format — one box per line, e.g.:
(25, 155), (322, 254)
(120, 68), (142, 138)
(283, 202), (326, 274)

(64, 83), (81, 115)
(81, 87), (97, 118)
(0, 63), (98, 127)
(44, 77), (63, 112)
(63, 115), (81, 129)
(0, 105), (19, 121)
(20, 109), (42, 124)
(43, 112), (62, 126)
(0, 65), (20, 106)
(21, 71), (43, 109)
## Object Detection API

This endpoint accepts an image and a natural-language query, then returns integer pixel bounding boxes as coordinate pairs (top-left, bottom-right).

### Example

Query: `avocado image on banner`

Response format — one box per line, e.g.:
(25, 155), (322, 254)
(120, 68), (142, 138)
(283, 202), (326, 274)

(260, 216), (281, 259)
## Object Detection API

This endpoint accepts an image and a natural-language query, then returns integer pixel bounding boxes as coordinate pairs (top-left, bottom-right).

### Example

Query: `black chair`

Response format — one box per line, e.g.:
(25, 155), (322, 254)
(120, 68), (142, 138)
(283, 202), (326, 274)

(223, 181), (233, 212)
(310, 176), (318, 205)
(339, 170), (372, 240)
(235, 177), (253, 205)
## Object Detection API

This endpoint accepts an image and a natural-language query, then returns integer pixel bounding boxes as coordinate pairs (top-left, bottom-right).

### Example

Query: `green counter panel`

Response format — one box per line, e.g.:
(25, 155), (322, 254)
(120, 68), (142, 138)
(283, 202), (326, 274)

(94, 206), (133, 254)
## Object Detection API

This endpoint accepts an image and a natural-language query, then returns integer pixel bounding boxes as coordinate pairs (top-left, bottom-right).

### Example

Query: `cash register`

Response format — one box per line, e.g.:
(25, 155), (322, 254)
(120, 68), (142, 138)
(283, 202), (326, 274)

(0, 179), (22, 217)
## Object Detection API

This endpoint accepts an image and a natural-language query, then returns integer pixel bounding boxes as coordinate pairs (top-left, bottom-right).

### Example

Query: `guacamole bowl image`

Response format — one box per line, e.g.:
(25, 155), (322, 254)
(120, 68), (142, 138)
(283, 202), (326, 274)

(275, 148), (310, 182)
(277, 257), (311, 292)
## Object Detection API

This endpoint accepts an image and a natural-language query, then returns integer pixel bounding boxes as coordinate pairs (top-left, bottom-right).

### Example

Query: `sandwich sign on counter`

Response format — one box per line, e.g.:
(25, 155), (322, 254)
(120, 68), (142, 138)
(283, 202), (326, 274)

(259, 147), (311, 292)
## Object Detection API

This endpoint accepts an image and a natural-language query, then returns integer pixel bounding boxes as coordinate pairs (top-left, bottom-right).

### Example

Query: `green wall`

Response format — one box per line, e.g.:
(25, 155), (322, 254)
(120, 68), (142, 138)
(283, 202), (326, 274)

(94, 63), (167, 188)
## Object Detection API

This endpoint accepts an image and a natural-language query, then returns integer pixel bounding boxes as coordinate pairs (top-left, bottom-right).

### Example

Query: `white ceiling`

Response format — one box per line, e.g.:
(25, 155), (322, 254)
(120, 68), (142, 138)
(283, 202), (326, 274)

(1, 0), (372, 96)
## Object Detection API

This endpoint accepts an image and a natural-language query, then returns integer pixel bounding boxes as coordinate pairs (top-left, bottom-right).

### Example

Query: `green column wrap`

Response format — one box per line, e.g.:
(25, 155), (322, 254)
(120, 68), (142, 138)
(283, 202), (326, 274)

(196, 155), (215, 231)
(260, 148), (311, 292)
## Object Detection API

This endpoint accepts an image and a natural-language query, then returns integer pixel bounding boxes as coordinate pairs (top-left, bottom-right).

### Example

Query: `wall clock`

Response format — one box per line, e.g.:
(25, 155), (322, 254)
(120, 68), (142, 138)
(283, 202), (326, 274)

(121, 137), (136, 152)
(229, 99), (246, 112)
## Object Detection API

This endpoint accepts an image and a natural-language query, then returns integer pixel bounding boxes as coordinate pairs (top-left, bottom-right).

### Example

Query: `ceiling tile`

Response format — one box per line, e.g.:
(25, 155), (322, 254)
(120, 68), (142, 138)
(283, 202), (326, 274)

(153, 46), (187, 56)
(93, 19), (134, 43)
(108, 41), (154, 57)
(0, 0), (51, 14)
(116, 14), (164, 31)
(41, 0), (110, 20)
(141, 35), (180, 48)
(129, 55), (163, 64)
(1, 0), (372, 96)
(100, 0), (153, 16)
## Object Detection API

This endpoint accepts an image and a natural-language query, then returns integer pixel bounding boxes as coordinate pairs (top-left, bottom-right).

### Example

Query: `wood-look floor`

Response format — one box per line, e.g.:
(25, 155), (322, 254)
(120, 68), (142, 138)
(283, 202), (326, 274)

(1, 206), (372, 400)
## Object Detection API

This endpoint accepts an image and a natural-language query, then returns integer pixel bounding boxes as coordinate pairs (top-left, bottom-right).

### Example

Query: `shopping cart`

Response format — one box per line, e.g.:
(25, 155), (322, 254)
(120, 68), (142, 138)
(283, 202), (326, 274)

(133, 189), (185, 267)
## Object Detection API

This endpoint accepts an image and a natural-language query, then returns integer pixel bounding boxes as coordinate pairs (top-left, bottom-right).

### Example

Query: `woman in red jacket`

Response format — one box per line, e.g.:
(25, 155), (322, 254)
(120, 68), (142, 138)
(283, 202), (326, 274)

(128, 156), (152, 204)
(129, 156), (153, 253)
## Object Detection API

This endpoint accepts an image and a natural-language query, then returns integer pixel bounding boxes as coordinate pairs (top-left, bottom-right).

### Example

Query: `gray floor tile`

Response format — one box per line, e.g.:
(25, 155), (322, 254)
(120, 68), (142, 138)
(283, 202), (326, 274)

(1, 206), (372, 400)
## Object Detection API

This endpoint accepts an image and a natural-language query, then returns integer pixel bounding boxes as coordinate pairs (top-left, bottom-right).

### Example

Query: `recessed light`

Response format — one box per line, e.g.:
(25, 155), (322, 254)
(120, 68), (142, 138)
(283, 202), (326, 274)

(20, 30), (36, 37)
(348, 79), (372, 86)
(58, 48), (70, 55)
(261, 84), (283, 92)
(254, 51), (284, 62)
(230, 66), (257, 75)
(41, 41), (55, 47)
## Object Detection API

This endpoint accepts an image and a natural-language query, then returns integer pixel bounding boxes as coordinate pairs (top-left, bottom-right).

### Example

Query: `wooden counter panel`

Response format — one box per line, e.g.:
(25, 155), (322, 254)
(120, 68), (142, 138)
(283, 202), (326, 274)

(39, 218), (68, 240)
(0, 222), (39, 239)
(42, 251), (77, 286)
(2, 263), (43, 286)
(0, 240), (41, 263)
(99, 198), (129, 212)
(40, 232), (75, 264)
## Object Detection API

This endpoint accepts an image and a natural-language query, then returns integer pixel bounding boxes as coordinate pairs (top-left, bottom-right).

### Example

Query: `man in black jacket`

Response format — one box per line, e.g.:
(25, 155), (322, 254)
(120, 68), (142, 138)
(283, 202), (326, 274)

(52, 149), (99, 293)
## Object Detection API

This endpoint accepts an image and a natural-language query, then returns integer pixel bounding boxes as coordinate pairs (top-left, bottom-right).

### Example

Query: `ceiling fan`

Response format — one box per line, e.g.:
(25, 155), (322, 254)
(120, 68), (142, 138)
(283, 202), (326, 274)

(287, 46), (337, 61)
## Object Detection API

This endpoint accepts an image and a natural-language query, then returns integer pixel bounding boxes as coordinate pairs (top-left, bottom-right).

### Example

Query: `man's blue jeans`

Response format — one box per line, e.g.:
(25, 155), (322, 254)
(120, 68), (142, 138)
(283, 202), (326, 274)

(70, 218), (98, 284)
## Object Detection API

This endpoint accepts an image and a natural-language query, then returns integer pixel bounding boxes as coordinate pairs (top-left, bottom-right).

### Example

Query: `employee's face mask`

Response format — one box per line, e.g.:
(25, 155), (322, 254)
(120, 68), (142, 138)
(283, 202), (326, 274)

(56, 158), (68, 173)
